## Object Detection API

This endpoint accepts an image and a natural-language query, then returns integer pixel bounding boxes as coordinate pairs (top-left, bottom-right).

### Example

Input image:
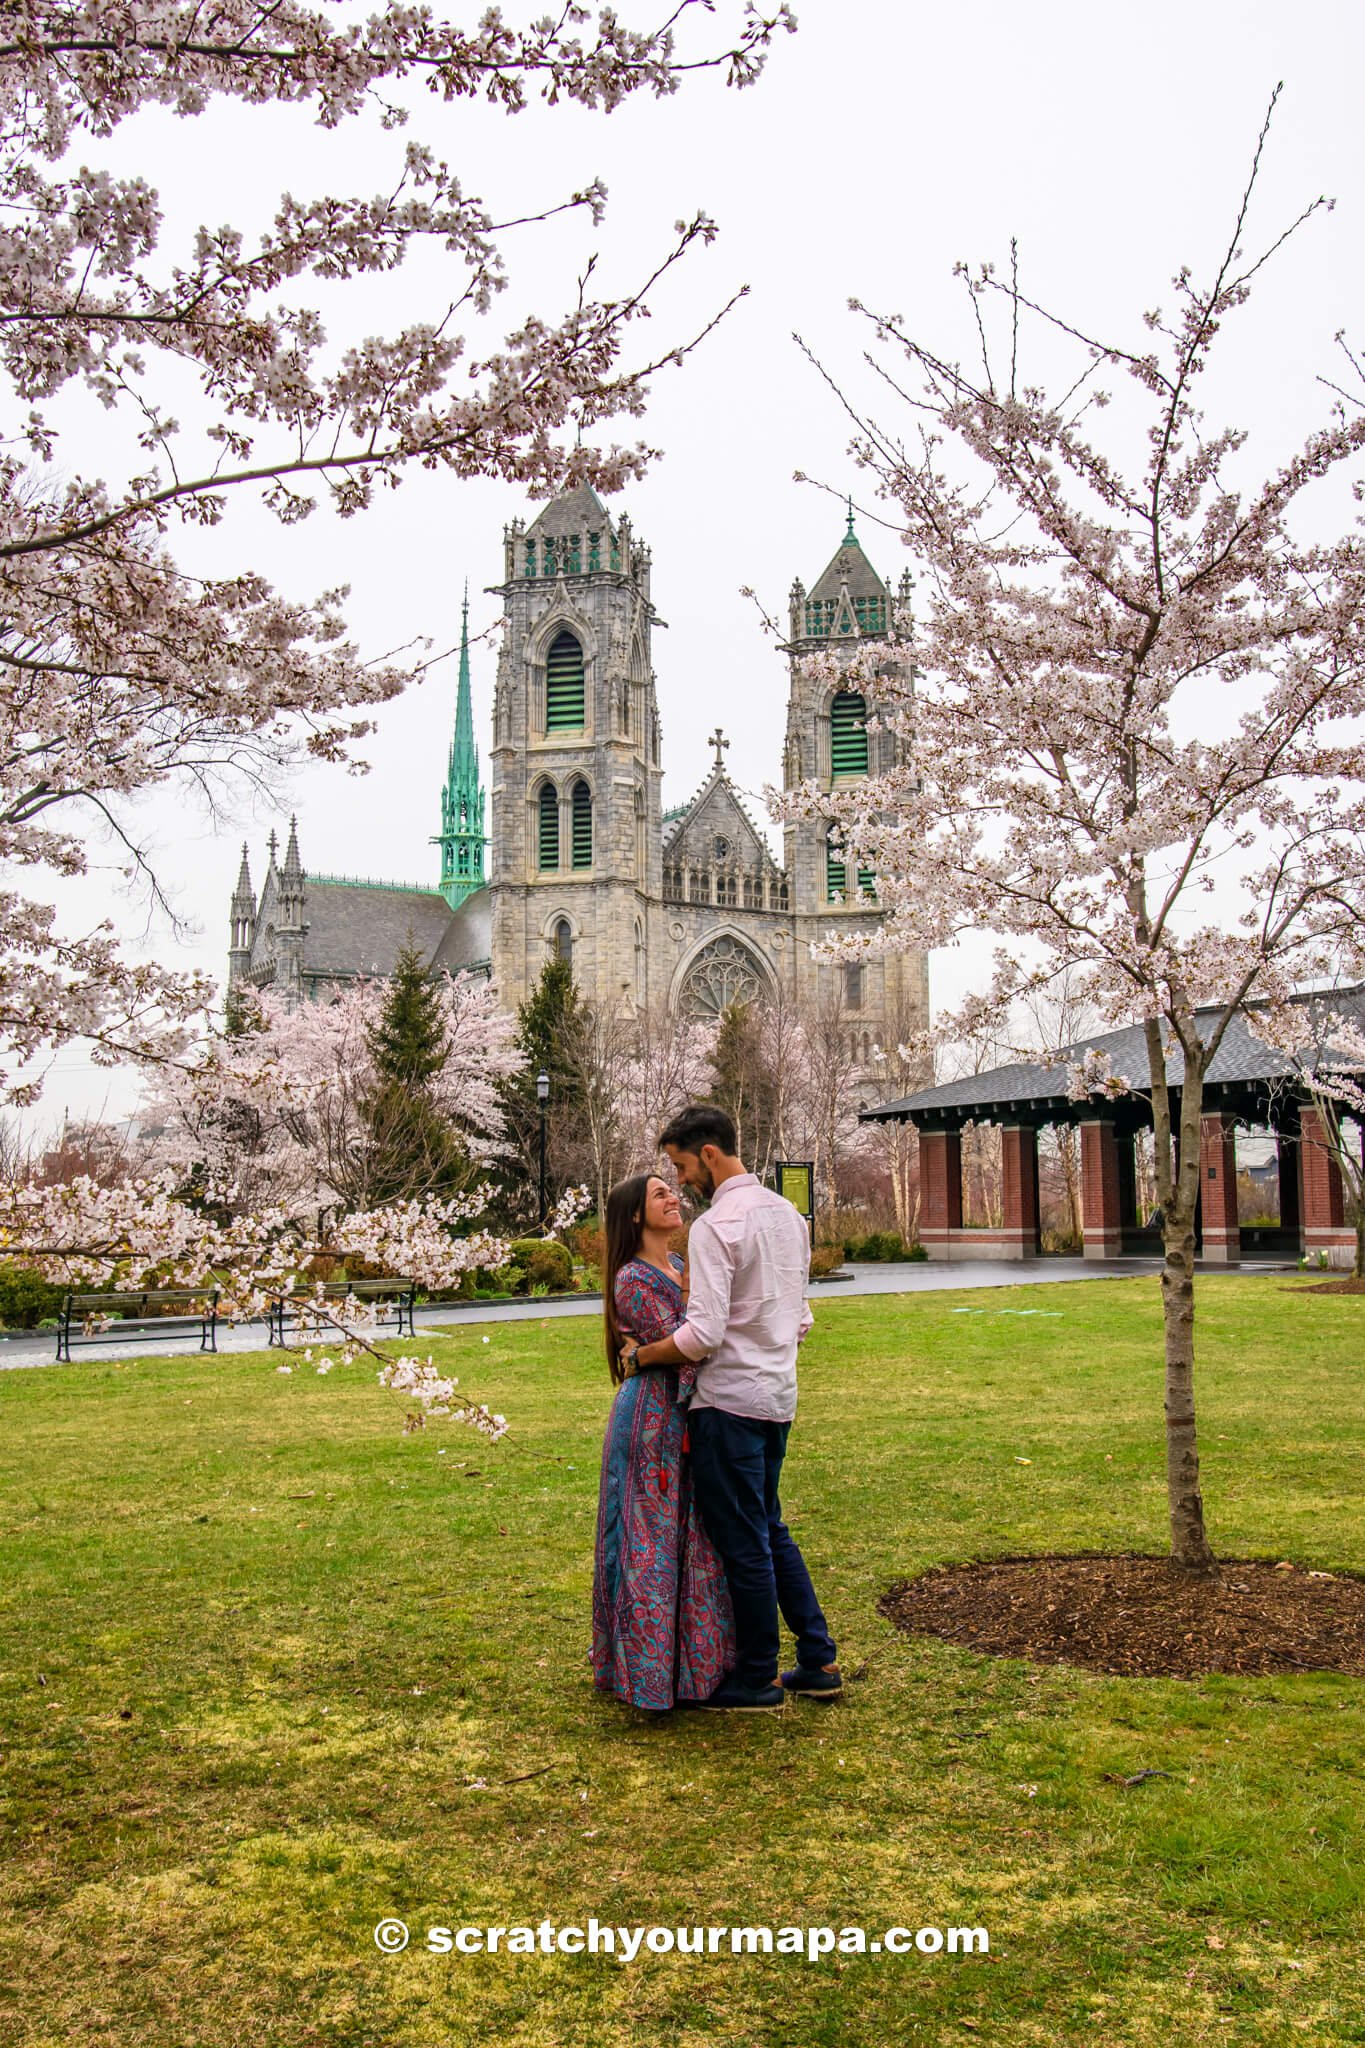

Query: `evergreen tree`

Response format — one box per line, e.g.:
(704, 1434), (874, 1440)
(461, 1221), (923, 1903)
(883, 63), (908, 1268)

(362, 937), (466, 1207)
(366, 938), (448, 1087)
(494, 958), (588, 1224)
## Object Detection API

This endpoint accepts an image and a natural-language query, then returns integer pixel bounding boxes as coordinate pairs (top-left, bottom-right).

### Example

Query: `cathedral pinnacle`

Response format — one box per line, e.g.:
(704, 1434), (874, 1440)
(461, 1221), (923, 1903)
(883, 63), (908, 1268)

(844, 494), (857, 546)
(435, 583), (487, 908)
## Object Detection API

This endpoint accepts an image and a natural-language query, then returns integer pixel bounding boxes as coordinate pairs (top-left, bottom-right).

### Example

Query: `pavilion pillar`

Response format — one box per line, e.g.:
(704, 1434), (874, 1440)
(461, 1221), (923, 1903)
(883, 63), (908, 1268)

(918, 1127), (962, 1259)
(1300, 1105), (1349, 1265)
(1198, 1111), (1241, 1264)
(999, 1124), (1041, 1259)
(1276, 1127), (1301, 1247)
(1115, 1128), (1139, 1239)
(1080, 1119), (1123, 1259)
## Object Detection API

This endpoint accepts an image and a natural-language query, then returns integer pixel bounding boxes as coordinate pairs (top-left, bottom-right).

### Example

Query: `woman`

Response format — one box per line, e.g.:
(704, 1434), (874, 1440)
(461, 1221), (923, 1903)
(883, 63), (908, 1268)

(591, 1171), (735, 1711)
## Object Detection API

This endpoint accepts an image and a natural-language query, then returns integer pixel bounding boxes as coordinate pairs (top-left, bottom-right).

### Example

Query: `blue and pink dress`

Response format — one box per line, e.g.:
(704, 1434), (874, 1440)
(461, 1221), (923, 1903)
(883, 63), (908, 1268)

(591, 1254), (735, 1710)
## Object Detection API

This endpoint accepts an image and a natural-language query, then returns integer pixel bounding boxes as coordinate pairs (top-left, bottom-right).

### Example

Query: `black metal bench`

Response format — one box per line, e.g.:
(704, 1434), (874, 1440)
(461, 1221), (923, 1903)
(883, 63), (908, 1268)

(57, 1289), (219, 1363)
(266, 1278), (416, 1347)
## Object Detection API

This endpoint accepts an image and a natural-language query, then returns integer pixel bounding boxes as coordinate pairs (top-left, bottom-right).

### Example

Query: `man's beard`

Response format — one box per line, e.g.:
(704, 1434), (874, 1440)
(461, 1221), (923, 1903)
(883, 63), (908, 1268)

(693, 1162), (715, 1200)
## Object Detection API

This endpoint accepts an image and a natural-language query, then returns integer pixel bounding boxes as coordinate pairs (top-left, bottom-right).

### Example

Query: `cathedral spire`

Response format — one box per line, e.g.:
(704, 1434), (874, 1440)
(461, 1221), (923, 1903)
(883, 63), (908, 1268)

(435, 584), (487, 907)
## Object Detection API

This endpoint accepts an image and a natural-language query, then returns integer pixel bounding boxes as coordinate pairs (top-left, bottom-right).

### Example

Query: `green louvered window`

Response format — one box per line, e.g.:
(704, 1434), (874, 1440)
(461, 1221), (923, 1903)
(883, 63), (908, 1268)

(571, 780), (592, 869)
(546, 631), (585, 732)
(857, 865), (876, 900)
(826, 835), (846, 902)
(830, 691), (868, 781)
(538, 783), (559, 871)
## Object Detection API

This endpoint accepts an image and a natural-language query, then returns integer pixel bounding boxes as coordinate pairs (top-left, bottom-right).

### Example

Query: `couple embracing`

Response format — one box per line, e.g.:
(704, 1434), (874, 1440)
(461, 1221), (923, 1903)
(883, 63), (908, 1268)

(591, 1104), (841, 1713)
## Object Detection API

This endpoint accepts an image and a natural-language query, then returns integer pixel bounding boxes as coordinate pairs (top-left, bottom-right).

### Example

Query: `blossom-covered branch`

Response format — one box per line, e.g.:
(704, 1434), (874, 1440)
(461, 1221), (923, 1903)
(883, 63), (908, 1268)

(0, 0), (793, 1094)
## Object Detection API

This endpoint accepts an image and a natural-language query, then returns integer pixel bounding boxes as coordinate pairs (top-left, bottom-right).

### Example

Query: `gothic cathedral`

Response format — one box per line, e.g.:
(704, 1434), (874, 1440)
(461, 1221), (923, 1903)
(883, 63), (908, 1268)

(228, 482), (928, 1067)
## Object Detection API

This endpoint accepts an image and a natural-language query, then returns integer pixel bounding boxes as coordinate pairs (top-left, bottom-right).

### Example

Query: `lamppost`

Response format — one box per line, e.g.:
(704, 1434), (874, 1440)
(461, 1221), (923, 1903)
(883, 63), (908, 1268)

(536, 1069), (550, 1228)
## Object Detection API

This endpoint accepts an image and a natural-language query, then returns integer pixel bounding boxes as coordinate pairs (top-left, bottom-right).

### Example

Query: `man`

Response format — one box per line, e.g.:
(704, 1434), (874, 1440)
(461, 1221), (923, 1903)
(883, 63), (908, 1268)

(618, 1104), (841, 1713)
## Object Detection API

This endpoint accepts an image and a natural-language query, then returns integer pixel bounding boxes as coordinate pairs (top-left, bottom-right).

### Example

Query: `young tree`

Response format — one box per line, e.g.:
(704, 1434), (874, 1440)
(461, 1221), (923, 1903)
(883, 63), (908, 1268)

(615, 1000), (716, 1167)
(0, 0), (793, 1099)
(789, 99), (1365, 1569)
(708, 999), (778, 1174)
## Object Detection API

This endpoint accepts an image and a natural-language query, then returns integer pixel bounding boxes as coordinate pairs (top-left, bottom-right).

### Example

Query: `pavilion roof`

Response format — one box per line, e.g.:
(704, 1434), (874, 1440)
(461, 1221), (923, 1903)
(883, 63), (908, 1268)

(862, 989), (1365, 1129)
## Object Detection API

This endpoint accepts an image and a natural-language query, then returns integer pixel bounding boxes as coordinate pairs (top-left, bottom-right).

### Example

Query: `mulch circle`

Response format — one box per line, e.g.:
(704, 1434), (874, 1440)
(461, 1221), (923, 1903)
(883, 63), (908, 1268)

(1285, 1277), (1365, 1295)
(879, 1553), (1365, 1679)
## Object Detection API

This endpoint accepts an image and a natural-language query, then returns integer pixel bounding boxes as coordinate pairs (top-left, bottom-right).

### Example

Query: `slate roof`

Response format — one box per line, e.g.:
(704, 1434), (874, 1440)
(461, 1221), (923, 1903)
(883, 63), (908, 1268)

(808, 533), (890, 605)
(524, 483), (615, 539)
(431, 887), (492, 974)
(863, 990), (1365, 1125)
(301, 879), (464, 980)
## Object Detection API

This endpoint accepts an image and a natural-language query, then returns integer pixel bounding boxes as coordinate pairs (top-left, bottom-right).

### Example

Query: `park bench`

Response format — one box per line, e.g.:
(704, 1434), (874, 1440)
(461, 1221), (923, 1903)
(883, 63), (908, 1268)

(56, 1289), (219, 1364)
(266, 1278), (416, 1347)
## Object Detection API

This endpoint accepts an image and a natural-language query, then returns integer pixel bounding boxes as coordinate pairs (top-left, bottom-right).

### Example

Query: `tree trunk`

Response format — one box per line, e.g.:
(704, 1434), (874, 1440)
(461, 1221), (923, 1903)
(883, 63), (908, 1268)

(1147, 1017), (1215, 1572)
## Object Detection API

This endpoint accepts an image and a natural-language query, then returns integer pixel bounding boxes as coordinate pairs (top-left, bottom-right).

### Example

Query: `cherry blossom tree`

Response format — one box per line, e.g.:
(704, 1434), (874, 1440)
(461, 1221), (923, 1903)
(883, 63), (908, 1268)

(140, 969), (521, 1215)
(0, 0), (793, 1099)
(786, 97), (1365, 1569)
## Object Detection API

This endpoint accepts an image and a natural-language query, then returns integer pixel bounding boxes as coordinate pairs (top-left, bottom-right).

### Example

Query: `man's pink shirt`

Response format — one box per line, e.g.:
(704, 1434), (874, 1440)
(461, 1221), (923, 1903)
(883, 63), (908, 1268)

(672, 1172), (813, 1423)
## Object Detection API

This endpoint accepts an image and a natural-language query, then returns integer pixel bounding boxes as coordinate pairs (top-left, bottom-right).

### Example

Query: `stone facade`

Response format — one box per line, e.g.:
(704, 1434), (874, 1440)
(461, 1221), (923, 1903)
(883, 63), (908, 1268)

(488, 484), (929, 1069)
(229, 482), (930, 1071)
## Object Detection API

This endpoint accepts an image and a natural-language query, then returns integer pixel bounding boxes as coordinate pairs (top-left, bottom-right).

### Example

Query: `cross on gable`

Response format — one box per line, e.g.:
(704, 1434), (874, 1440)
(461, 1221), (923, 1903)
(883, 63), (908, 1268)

(709, 728), (730, 772)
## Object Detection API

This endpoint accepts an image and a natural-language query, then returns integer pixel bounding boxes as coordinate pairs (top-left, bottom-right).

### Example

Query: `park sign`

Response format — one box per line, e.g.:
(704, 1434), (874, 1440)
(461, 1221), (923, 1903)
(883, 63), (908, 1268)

(776, 1162), (815, 1241)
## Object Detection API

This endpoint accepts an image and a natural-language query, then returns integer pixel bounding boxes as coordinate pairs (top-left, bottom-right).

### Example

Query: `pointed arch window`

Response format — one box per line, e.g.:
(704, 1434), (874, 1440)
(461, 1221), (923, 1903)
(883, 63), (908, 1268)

(571, 779), (593, 869)
(826, 831), (846, 902)
(830, 691), (869, 781)
(546, 630), (585, 731)
(538, 782), (559, 871)
(555, 919), (573, 965)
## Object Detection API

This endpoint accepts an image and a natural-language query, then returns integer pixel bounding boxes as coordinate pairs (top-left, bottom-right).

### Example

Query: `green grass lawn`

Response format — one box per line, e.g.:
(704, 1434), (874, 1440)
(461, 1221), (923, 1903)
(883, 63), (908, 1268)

(1, 1277), (1363, 2047)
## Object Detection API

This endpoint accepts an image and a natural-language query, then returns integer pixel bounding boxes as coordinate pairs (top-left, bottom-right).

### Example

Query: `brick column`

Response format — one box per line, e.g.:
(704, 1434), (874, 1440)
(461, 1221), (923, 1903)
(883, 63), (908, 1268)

(1275, 1128), (1301, 1248)
(999, 1124), (1041, 1259)
(918, 1127), (962, 1259)
(1198, 1111), (1240, 1264)
(1300, 1104), (1351, 1265)
(1080, 1119), (1123, 1259)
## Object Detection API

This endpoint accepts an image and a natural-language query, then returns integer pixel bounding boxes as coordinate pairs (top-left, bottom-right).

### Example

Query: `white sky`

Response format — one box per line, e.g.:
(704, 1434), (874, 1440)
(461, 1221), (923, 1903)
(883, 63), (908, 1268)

(27, 0), (1365, 1133)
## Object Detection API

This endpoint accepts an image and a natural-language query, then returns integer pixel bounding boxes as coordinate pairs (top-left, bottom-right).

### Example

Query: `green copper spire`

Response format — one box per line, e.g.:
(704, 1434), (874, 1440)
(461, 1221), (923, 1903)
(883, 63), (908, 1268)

(844, 494), (857, 545)
(434, 584), (487, 908)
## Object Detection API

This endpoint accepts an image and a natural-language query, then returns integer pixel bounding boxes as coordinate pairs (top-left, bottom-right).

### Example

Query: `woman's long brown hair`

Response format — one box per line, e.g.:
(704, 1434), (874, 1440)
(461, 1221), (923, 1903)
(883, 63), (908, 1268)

(603, 1172), (655, 1385)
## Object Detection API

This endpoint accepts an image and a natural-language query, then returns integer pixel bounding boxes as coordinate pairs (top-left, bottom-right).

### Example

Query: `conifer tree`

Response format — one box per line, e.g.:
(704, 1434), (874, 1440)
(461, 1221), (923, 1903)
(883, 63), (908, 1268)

(366, 940), (448, 1088)
(495, 959), (588, 1223)
(362, 939), (466, 1208)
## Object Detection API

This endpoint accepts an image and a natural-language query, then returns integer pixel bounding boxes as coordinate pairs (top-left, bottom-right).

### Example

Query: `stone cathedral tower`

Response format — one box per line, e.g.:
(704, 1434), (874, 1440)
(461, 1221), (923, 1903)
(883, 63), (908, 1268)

(488, 484), (663, 1012)
(782, 505), (926, 1044)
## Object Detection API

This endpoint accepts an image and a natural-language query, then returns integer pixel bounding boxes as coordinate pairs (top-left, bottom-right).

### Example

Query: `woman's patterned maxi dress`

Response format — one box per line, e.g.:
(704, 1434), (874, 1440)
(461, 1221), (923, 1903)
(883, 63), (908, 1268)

(591, 1255), (735, 1709)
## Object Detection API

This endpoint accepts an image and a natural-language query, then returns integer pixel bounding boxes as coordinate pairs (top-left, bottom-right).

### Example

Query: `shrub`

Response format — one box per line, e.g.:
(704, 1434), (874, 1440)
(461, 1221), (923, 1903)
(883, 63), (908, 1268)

(508, 1238), (574, 1292)
(0, 1263), (65, 1329)
(809, 1244), (847, 1278)
(847, 1230), (911, 1262)
(567, 1218), (605, 1269)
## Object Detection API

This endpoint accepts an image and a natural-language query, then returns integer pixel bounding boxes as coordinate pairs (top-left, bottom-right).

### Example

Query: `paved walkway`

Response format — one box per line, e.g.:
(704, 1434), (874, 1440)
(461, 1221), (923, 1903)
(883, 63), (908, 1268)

(0, 1256), (1296, 1372)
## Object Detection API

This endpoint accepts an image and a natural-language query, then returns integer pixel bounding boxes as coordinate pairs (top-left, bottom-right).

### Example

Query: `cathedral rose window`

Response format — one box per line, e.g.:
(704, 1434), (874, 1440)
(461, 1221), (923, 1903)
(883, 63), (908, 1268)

(680, 935), (767, 1018)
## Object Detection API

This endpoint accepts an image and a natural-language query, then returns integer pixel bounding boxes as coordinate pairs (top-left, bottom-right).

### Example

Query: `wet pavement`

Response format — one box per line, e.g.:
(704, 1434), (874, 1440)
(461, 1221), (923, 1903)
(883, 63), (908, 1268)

(0, 1255), (1297, 1372)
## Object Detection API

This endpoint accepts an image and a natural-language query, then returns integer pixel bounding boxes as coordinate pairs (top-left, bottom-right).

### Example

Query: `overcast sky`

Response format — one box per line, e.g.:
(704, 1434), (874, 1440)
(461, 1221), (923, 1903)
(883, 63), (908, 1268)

(31, 0), (1365, 1132)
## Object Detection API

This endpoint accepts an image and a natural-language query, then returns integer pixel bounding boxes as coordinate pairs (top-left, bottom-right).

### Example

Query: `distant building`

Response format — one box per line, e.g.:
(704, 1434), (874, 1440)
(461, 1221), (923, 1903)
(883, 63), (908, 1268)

(228, 485), (928, 1062)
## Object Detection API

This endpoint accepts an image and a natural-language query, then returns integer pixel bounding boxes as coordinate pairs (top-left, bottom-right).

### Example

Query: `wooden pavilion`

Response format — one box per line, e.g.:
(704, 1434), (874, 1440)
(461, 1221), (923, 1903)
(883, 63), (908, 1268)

(861, 995), (1364, 1267)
